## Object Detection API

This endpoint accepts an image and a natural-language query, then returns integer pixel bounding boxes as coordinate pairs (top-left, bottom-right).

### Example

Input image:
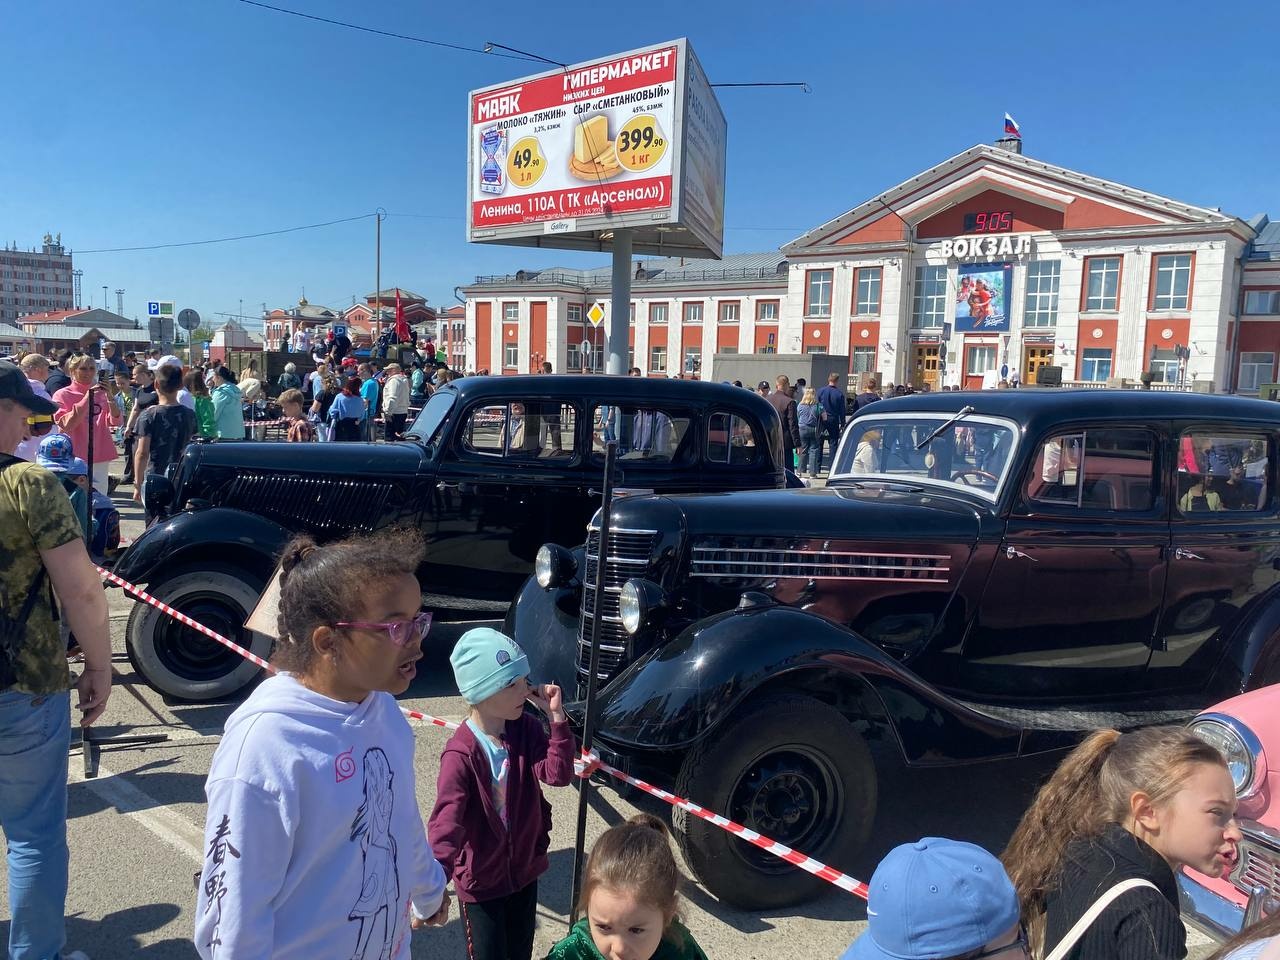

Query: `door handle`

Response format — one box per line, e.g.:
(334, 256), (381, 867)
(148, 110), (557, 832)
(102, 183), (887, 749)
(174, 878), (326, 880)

(1175, 547), (1206, 561)
(437, 481), (460, 491)
(1005, 545), (1037, 562)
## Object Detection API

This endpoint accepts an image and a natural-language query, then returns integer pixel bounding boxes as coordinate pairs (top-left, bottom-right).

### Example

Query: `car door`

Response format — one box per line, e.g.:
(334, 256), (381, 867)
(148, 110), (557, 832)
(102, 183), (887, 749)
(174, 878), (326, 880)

(962, 425), (1168, 700)
(1150, 425), (1280, 692)
(702, 408), (778, 492)
(587, 400), (698, 495)
(430, 398), (584, 603)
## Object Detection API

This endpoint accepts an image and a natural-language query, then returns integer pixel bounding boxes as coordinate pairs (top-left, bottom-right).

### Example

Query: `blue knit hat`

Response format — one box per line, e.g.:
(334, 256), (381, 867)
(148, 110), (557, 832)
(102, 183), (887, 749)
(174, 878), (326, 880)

(449, 628), (530, 705)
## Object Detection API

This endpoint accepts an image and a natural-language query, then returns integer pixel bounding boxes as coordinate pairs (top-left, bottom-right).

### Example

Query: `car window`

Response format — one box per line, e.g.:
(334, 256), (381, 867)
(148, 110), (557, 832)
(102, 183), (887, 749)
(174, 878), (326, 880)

(1177, 431), (1270, 515)
(405, 390), (454, 443)
(1025, 428), (1157, 512)
(590, 403), (694, 465)
(706, 412), (760, 466)
(459, 401), (577, 461)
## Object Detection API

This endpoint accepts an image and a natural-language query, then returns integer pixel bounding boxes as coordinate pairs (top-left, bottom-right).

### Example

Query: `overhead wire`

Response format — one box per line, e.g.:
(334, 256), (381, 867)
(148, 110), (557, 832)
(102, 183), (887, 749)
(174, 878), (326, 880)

(74, 213), (379, 254)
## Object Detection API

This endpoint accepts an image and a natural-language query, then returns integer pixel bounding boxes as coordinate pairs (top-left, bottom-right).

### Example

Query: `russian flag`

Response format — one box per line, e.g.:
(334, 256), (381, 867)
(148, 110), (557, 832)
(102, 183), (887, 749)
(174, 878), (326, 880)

(1004, 112), (1021, 138)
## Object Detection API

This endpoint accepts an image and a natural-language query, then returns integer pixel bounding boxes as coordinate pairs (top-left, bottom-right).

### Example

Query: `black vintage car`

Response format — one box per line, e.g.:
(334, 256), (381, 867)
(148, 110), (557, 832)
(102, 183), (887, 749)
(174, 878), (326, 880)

(117, 375), (792, 700)
(510, 390), (1280, 908)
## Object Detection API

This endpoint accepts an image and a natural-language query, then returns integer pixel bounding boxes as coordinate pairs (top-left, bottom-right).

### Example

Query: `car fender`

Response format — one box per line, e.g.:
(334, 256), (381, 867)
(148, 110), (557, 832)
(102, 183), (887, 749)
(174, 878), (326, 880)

(113, 508), (289, 585)
(1208, 582), (1280, 693)
(504, 550), (586, 693)
(590, 604), (1024, 765)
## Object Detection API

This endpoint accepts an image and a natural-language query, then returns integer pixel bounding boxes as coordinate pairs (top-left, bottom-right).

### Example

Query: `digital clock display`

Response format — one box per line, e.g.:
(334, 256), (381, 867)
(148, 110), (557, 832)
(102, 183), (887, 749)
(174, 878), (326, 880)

(963, 211), (1014, 233)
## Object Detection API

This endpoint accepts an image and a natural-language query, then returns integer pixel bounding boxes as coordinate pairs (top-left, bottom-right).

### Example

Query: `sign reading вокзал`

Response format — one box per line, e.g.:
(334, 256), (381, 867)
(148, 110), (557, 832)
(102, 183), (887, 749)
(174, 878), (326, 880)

(467, 38), (726, 259)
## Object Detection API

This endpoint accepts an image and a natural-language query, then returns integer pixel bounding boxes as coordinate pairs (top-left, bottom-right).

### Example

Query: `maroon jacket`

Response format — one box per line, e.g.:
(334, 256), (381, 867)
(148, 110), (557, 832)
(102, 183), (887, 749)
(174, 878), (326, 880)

(428, 713), (575, 903)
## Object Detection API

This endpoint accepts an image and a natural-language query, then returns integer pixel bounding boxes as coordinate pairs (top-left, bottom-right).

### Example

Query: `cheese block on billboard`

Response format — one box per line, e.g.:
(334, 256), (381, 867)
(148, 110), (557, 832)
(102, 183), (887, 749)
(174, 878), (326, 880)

(467, 38), (727, 259)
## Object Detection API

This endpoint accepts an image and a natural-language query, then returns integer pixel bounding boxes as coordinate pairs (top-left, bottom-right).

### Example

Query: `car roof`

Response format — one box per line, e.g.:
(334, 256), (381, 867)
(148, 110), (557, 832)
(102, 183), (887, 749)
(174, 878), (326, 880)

(866, 389), (1280, 432)
(445, 374), (775, 413)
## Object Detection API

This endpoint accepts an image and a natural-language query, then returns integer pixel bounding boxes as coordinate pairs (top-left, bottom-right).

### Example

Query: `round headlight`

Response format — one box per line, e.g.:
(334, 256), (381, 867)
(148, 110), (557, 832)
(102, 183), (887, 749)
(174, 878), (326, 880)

(535, 544), (576, 589)
(619, 580), (645, 636)
(535, 545), (555, 588)
(1190, 713), (1267, 799)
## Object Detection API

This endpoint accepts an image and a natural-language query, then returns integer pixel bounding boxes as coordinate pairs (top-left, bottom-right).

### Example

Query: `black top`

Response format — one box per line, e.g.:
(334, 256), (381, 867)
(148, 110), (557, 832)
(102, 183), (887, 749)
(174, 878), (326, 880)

(44, 370), (71, 395)
(136, 404), (197, 475)
(1043, 824), (1185, 960)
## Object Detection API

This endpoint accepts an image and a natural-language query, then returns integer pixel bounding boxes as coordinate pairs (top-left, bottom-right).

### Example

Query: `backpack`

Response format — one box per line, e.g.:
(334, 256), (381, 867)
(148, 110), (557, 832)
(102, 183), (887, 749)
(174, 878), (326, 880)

(277, 372), (301, 393)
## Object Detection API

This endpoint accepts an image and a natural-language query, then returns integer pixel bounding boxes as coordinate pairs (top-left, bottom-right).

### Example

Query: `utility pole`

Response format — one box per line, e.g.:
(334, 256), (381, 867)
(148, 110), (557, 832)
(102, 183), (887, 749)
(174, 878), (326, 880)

(102, 286), (108, 313)
(375, 209), (385, 340)
(115, 288), (124, 316)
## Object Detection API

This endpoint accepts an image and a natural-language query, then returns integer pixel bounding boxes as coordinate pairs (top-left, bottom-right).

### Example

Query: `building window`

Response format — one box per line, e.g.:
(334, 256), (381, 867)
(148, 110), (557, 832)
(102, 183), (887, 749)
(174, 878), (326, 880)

(567, 303), (583, 322)
(912, 265), (947, 328)
(1084, 256), (1121, 311)
(851, 346), (875, 373)
(503, 342), (519, 368)
(854, 267), (882, 316)
(1239, 352), (1276, 392)
(718, 301), (740, 323)
(1024, 260), (1061, 328)
(649, 303), (668, 325)
(683, 302), (702, 324)
(805, 269), (833, 318)
(503, 302), (519, 322)
(1151, 254), (1192, 311)
(1080, 347), (1113, 382)
(630, 302), (636, 323)
(1244, 290), (1280, 315)
(967, 346), (997, 375)
(566, 343), (583, 370)
(757, 300), (779, 322)
(1149, 349), (1180, 384)
(683, 345), (701, 374)
(650, 345), (667, 373)
(805, 345), (826, 354)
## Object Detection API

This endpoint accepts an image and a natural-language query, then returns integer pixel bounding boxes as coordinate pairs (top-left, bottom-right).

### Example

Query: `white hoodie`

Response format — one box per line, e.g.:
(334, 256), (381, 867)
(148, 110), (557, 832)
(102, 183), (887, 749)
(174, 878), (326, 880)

(194, 674), (446, 960)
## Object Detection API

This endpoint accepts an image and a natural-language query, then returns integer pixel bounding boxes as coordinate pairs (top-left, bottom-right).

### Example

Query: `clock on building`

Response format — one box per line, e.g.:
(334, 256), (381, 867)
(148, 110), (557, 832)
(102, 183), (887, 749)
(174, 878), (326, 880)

(962, 211), (1014, 233)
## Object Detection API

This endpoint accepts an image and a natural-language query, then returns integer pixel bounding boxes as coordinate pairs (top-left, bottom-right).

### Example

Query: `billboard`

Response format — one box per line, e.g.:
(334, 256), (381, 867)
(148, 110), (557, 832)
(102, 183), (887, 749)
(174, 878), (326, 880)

(954, 263), (1013, 333)
(468, 38), (726, 259)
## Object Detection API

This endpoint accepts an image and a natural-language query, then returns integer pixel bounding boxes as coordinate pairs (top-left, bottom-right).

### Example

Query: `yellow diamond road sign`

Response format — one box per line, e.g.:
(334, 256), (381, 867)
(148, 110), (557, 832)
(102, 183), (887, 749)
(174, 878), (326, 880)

(587, 302), (606, 328)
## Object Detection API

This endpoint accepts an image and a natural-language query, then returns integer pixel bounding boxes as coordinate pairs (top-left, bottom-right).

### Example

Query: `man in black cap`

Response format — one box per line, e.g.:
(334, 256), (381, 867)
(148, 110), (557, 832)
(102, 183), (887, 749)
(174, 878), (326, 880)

(0, 360), (112, 960)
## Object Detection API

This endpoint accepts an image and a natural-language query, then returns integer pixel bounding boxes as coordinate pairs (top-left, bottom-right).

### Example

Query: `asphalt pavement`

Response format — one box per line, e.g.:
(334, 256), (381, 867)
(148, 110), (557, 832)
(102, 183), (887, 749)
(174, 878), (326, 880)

(1, 487), (1219, 959)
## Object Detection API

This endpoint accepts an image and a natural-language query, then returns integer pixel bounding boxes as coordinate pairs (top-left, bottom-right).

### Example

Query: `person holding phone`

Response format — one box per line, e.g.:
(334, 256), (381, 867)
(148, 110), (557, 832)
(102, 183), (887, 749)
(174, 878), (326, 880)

(52, 354), (121, 493)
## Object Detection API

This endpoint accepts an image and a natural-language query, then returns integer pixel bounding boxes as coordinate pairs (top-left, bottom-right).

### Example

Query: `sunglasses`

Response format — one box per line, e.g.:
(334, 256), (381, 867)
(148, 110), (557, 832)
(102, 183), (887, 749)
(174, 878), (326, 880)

(332, 611), (433, 647)
(966, 926), (1030, 960)
(25, 416), (55, 436)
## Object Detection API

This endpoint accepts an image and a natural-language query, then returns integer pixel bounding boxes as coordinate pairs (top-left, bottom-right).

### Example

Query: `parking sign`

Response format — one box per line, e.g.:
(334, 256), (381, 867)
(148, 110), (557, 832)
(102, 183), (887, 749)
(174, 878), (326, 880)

(148, 301), (160, 316)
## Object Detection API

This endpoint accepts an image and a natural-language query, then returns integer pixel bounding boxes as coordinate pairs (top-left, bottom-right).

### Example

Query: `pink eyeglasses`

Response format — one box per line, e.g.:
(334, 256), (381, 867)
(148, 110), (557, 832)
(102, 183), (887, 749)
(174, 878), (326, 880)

(332, 612), (433, 647)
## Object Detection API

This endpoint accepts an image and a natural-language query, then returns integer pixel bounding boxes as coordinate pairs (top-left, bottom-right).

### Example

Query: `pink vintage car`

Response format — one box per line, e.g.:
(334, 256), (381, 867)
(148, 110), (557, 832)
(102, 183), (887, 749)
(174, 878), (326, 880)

(1183, 685), (1280, 939)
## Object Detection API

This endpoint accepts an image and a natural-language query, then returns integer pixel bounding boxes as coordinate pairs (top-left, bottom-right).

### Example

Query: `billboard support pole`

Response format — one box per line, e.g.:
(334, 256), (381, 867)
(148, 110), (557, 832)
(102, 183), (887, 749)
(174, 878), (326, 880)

(607, 231), (633, 375)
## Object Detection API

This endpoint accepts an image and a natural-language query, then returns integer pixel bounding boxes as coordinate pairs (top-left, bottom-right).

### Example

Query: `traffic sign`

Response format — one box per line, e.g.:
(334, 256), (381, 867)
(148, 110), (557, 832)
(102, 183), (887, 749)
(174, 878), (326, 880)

(148, 301), (160, 316)
(587, 302), (606, 328)
(333, 324), (348, 338)
(148, 300), (175, 318)
(177, 308), (201, 331)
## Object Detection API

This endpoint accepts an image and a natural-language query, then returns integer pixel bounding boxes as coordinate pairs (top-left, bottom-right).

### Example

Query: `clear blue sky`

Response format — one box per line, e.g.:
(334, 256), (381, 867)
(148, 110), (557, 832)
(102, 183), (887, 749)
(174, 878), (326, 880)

(3, 0), (1277, 329)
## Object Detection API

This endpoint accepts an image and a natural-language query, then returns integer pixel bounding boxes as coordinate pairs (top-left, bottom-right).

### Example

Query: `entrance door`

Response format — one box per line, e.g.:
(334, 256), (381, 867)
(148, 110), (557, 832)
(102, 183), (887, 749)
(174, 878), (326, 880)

(964, 344), (997, 390)
(1024, 346), (1053, 384)
(911, 345), (939, 391)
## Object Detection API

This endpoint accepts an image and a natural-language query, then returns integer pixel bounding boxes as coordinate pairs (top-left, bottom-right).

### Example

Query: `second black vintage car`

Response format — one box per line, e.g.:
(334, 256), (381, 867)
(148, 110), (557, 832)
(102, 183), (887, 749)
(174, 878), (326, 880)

(510, 389), (1280, 908)
(116, 375), (791, 700)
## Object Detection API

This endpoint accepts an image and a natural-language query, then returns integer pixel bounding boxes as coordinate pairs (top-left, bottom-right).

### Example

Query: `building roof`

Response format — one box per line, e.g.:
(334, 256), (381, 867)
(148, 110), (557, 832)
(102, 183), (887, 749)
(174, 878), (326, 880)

(1250, 216), (1280, 262)
(466, 251), (787, 290)
(24, 324), (151, 343)
(22, 308), (87, 323)
(0, 322), (31, 341)
(366, 288), (427, 302)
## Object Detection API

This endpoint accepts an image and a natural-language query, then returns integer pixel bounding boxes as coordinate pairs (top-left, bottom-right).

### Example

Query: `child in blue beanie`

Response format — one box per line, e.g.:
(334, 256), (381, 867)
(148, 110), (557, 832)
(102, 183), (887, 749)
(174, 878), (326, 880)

(428, 628), (576, 960)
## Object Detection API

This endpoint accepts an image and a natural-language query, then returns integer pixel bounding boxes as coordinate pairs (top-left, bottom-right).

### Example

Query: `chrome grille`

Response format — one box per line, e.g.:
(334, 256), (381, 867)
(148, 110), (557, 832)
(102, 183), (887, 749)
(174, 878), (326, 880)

(690, 544), (951, 582)
(218, 473), (395, 532)
(578, 525), (658, 682)
(1233, 832), (1280, 907)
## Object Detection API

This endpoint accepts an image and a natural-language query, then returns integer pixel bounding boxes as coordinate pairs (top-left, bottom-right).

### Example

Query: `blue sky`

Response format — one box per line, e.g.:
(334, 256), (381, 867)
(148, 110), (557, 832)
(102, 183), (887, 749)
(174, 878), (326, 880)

(3, 0), (1277, 329)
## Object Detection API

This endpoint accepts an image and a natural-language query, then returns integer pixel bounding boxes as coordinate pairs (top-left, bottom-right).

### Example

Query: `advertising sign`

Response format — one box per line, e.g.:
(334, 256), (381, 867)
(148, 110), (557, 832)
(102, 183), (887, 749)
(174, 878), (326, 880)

(468, 38), (726, 259)
(954, 263), (1013, 333)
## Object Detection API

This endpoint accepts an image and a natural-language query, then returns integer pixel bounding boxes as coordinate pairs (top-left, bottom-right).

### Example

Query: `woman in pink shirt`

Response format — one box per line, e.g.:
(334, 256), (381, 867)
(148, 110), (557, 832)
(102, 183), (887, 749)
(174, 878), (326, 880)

(53, 353), (122, 492)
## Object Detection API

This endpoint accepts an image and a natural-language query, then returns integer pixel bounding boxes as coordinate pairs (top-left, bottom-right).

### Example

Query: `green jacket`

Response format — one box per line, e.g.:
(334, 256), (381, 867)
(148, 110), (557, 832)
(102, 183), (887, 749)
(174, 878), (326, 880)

(545, 919), (708, 960)
(193, 394), (217, 438)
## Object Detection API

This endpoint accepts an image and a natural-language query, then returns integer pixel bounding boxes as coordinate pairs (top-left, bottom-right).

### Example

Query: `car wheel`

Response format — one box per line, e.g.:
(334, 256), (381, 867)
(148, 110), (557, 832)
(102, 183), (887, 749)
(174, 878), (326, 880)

(672, 694), (876, 909)
(1168, 595), (1220, 634)
(125, 564), (272, 701)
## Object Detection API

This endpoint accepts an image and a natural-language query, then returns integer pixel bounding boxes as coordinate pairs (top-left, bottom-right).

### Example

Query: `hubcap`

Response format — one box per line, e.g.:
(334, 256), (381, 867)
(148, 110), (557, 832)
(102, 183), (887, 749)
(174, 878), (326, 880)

(729, 747), (842, 873)
(153, 592), (249, 682)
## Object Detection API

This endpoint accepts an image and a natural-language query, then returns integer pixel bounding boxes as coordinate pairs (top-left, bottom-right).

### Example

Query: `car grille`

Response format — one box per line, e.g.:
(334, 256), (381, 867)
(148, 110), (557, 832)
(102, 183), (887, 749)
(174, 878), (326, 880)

(577, 524), (658, 684)
(1232, 831), (1280, 911)
(218, 472), (395, 533)
(690, 543), (951, 582)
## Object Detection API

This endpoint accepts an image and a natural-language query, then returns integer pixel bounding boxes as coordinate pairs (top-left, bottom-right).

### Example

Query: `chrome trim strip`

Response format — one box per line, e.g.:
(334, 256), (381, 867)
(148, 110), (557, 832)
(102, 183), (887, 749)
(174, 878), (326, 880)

(691, 571), (950, 583)
(691, 558), (950, 572)
(1177, 871), (1244, 941)
(693, 546), (951, 561)
(587, 525), (659, 536)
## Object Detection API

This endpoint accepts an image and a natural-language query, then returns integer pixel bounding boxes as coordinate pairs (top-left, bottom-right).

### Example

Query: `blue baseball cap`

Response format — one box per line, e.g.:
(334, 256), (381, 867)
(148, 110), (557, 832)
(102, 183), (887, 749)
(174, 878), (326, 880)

(843, 838), (1020, 960)
(36, 433), (76, 472)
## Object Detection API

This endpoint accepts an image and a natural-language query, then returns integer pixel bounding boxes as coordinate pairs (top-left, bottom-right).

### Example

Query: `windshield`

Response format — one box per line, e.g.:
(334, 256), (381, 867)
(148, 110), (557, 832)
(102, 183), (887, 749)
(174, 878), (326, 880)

(404, 391), (455, 444)
(831, 412), (1019, 500)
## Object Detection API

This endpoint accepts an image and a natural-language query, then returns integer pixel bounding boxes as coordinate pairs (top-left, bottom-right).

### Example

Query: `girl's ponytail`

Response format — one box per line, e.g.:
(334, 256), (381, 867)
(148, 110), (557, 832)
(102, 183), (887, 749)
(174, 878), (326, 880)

(1002, 729), (1121, 956)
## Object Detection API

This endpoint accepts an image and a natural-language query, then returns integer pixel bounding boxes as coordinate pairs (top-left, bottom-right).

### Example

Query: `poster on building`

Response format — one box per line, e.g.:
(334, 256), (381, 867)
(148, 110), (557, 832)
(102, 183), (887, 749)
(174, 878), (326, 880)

(954, 262), (1013, 332)
(467, 38), (726, 259)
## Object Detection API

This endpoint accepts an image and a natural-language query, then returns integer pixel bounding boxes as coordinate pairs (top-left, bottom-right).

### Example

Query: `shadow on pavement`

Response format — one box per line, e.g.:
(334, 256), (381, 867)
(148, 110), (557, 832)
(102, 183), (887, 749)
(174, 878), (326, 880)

(1, 903), (196, 960)
(69, 758), (209, 818)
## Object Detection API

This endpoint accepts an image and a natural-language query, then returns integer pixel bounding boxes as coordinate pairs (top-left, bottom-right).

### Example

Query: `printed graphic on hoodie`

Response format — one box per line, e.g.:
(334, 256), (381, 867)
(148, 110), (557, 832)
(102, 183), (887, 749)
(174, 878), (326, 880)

(349, 748), (401, 960)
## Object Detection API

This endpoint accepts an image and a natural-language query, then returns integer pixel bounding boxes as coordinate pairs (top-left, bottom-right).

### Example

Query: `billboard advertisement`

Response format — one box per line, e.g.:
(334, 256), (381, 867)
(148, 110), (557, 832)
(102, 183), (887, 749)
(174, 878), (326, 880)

(954, 262), (1013, 333)
(468, 38), (726, 258)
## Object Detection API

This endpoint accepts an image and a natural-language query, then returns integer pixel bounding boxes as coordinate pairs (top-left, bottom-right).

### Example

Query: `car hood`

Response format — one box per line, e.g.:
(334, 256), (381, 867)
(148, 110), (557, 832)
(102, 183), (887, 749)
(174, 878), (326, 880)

(186, 438), (428, 477)
(608, 481), (986, 542)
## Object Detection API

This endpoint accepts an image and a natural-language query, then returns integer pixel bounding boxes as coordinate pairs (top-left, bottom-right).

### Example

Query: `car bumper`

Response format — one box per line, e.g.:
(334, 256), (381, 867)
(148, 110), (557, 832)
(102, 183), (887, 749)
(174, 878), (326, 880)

(1178, 820), (1280, 942)
(1178, 871), (1244, 941)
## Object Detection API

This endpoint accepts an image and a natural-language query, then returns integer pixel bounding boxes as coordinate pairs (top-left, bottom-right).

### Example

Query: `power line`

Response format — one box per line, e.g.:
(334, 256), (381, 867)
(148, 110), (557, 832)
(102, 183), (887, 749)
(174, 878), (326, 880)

(232, 0), (540, 61)
(710, 82), (811, 92)
(74, 213), (378, 254)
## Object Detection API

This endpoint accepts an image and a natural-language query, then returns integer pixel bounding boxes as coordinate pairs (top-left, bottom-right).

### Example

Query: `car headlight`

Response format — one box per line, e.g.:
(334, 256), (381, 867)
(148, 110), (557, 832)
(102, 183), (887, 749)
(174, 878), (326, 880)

(535, 544), (577, 589)
(1190, 713), (1267, 799)
(619, 579), (669, 636)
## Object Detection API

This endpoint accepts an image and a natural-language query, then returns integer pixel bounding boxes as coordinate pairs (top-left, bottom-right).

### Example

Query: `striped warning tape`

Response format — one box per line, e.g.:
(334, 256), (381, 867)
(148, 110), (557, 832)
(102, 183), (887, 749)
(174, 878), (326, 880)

(98, 566), (866, 898)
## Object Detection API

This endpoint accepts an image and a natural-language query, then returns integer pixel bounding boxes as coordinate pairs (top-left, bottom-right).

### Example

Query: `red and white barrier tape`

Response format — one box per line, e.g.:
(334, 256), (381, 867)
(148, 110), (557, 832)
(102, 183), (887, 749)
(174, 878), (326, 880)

(97, 566), (865, 898)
